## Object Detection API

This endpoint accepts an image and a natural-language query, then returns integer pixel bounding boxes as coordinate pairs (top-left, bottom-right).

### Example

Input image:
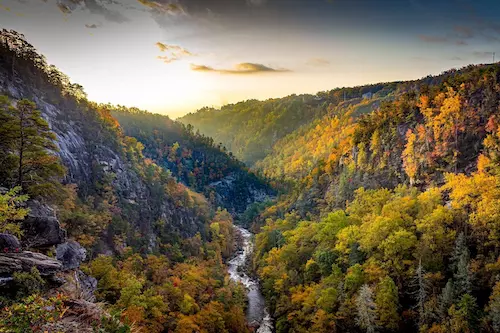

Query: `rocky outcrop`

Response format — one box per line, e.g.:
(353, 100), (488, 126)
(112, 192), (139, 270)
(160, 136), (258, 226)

(56, 241), (86, 271)
(0, 251), (62, 276)
(21, 200), (66, 248)
(55, 270), (97, 302)
(209, 172), (273, 215)
(0, 233), (21, 252)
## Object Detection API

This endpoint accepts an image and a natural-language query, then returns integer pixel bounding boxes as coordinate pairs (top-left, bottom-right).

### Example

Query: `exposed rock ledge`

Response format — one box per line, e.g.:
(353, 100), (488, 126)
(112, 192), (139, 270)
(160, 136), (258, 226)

(0, 251), (62, 276)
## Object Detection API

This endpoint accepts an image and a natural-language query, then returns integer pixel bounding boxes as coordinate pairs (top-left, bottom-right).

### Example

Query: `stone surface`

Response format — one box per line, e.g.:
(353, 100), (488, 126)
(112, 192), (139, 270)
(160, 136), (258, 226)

(77, 270), (97, 302)
(21, 200), (66, 248)
(0, 233), (21, 252)
(56, 241), (86, 270)
(0, 251), (63, 276)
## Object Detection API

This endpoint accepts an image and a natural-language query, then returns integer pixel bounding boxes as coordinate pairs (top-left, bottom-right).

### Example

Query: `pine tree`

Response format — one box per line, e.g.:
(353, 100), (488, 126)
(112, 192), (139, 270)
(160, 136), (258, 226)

(3, 98), (64, 197)
(452, 233), (472, 296)
(356, 284), (377, 333)
(439, 279), (454, 320)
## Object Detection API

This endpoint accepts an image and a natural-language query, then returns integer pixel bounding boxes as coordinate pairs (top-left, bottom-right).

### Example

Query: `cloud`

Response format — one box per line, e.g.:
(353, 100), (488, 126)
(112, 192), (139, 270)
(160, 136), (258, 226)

(190, 62), (290, 74)
(85, 23), (100, 28)
(418, 34), (467, 46)
(156, 41), (194, 63)
(306, 58), (330, 67)
(454, 25), (474, 39)
(418, 35), (448, 43)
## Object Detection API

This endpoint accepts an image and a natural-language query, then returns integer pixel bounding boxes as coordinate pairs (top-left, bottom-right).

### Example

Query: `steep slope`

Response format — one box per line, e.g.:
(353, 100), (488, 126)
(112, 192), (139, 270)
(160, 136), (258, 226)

(111, 107), (274, 215)
(0, 29), (209, 252)
(251, 63), (500, 333)
(0, 29), (251, 333)
(179, 83), (399, 165)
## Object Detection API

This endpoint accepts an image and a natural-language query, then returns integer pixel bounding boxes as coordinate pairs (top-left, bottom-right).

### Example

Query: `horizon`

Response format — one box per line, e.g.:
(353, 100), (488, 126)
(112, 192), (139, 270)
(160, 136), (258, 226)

(1, 0), (500, 117)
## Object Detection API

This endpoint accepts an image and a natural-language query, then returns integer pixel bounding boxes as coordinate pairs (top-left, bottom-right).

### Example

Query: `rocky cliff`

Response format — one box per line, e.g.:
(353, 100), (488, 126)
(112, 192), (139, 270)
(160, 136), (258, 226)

(0, 30), (210, 252)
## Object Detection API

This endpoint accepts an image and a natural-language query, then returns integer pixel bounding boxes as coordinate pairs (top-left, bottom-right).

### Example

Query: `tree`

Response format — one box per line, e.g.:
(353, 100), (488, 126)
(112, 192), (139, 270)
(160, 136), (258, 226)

(448, 294), (479, 333)
(452, 233), (472, 296)
(489, 282), (500, 332)
(412, 259), (430, 327)
(0, 187), (29, 237)
(2, 98), (64, 197)
(356, 284), (377, 333)
(439, 280), (454, 320)
(376, 276), (399, 330)
(402, 129), (418, 185)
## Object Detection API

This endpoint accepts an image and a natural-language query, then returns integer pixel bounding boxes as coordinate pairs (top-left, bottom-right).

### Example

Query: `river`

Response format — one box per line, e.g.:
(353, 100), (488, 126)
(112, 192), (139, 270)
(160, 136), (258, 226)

(228, 226), (273, 333)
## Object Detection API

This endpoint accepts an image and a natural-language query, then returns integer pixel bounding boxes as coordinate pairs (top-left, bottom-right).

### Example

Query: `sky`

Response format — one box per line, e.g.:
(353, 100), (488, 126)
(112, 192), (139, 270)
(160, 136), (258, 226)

(1, 0), (500, 118)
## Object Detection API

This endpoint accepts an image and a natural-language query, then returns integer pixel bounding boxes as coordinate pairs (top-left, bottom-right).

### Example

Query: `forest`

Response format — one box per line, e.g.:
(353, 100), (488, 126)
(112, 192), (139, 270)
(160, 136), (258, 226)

(0, 29), (251, 332)
(241, 64), (500, 332)
(2, 25), (500, 333)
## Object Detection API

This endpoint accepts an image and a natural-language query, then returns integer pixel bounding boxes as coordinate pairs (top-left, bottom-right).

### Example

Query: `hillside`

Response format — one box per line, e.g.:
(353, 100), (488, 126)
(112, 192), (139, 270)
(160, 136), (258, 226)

(179, 82), (401, 165)
(248, 62), (500, 333)
(0, 29), (250, 332)
(111, 107), (273, 215)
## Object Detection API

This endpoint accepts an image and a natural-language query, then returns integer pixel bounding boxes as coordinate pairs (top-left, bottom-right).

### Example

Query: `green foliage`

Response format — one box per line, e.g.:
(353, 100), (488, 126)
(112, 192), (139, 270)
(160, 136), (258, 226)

(0, 294), (67, 332)
(375, 276), (399, 330)
(84, 212), (249, 333)
(111, 106), (273, 214)
(0, 97), (65, 198)
(13, 267), (45, 299)
(0, 186), (29, 237)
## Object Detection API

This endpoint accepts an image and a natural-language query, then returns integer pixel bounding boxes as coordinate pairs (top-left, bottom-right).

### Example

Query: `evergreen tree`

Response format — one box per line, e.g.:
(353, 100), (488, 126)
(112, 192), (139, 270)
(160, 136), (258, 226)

(1, 98), (64, 197)
(452, 233), (472, 296)
(375, 276), (399, 331)
(439, 279), (454, 320)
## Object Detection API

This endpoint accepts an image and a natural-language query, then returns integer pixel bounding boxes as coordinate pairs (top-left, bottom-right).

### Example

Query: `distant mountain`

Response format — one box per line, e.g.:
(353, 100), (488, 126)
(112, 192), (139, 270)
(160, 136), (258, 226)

(179, 82), (399, 165)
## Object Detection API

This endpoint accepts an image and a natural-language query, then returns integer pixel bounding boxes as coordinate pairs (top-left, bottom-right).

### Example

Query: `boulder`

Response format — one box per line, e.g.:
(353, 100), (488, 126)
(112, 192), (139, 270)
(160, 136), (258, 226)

(56, 241), (86, 270)
(21, 200), (66, 248)
(0, 233), (21, 252)
(0, 251), (62, 276)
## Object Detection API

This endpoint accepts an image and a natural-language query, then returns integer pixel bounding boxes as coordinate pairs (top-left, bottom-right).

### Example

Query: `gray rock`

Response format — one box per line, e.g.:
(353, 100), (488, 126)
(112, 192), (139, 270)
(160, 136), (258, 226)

(0, 251), (63, 276)
(76, 270), (97, 302)
(0, 276), (13, 286)
(0, 233), (21, 252)
(21, 200), (66, 248)
(56, 241), (86, 270)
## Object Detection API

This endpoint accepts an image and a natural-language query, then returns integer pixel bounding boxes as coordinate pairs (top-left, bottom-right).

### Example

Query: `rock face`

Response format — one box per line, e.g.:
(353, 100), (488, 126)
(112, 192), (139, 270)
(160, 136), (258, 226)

(0, 68), (207, 250)
(0, 233), (21, 252)
(0, 251), (63, 276)
(56, 241), (86, 270)
(76, 270), (97, 302)
(21, 200), (66, 248)
(209, 172), (273, 215)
